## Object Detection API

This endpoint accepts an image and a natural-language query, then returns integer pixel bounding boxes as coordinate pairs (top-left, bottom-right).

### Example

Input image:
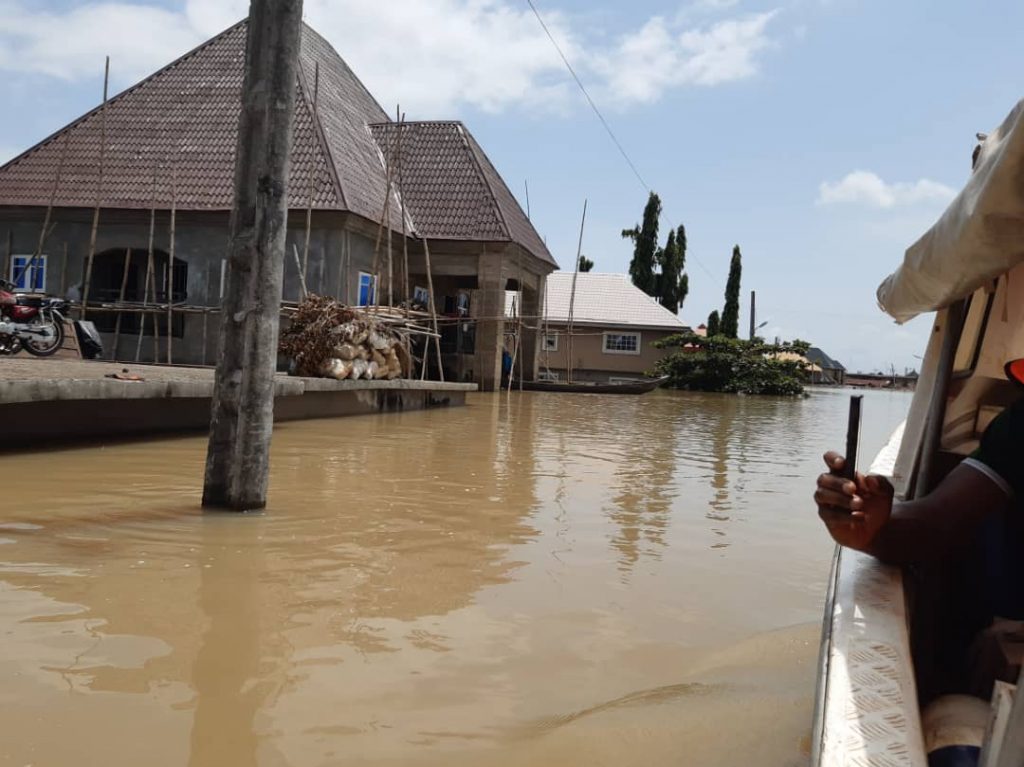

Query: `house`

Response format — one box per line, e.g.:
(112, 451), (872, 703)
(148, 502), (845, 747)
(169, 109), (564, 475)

(526, 273), (688, 383)
(805, 347), (847, 385)
(0, 21), (554, 391)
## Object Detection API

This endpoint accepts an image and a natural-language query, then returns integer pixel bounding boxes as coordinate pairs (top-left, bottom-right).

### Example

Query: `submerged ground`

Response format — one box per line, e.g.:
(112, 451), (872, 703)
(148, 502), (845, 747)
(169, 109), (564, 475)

(0, 387), (911, 766)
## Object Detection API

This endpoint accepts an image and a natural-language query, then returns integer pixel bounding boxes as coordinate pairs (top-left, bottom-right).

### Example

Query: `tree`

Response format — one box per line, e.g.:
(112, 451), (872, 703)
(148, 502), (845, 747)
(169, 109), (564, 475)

(706, 310), (721, 337)
(655, 224), (688, 313)
(720, 245), (742, 339)
(622, 192), (661, 295)
(578, 254), (594, 273)
(654, 332), (810, 396)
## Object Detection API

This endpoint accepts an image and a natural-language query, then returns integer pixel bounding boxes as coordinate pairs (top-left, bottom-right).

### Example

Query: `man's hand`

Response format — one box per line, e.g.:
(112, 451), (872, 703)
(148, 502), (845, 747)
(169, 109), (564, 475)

(815, 451), (895, 553)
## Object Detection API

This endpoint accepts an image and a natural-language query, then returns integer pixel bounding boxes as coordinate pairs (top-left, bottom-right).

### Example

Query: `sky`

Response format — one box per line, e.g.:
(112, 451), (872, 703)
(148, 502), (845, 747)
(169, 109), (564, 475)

(1, 0), (1022, 373)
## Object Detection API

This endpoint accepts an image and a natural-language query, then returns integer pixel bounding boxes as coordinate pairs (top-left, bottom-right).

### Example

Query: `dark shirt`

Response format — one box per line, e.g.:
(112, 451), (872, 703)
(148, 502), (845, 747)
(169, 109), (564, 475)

(966, 398), (1024, 618)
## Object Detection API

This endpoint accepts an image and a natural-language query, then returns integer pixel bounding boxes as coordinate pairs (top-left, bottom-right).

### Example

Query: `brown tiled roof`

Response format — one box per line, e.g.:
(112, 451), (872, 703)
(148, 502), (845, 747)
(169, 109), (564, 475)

(0, 21), (396, 227)
(369, 121), (554, 266)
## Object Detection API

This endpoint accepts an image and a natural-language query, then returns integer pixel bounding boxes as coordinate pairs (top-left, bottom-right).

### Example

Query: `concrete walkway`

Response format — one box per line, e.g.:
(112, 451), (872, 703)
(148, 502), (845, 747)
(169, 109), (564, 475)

(0, 359), (477, 445)
(0, 359), (474, 405)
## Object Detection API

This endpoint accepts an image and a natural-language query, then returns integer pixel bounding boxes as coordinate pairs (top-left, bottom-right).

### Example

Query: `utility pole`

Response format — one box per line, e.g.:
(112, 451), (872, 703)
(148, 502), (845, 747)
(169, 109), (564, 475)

(202, 0), (305, 511)
(749, 290), (756, 341)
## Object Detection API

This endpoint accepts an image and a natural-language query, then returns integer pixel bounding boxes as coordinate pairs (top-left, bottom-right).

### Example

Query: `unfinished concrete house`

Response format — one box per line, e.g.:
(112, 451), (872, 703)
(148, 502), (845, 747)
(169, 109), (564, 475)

(0, 20), (556, 391)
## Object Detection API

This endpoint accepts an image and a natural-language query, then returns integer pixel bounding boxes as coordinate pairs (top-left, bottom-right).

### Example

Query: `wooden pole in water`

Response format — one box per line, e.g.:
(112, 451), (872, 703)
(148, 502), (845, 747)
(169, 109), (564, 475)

(749, 290), (756, 341)
(81, 56), (110, 319)
(203, 0), (304, 512)
(111, 248), (132, 360)
(566, 199), (587, 384)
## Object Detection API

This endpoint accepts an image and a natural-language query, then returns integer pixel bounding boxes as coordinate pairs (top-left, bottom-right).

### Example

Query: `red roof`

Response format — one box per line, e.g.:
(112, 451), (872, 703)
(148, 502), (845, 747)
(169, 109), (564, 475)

(369, 121), (553, 266)
(0, 20), (552, 264)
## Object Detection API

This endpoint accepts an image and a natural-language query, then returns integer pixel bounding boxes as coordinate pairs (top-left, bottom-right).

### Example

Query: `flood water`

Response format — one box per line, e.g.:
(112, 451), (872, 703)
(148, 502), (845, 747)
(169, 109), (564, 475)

(0, 387), (911, 766)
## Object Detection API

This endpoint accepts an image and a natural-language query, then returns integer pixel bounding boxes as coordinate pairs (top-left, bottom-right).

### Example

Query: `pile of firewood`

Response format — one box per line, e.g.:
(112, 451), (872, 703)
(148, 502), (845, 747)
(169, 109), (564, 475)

(279, 295), (410, 380)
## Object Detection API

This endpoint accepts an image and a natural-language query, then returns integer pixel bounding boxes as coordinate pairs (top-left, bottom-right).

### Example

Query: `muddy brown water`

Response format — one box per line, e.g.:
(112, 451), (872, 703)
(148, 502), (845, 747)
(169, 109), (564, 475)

(0, 387), (911, 766)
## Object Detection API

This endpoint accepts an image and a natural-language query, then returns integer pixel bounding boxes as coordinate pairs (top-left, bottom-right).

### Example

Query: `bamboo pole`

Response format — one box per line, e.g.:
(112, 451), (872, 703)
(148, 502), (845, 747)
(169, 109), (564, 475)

(20, 130), (72, 290)
(566, 199), (587, 384)
(59, 242), (68, 296)
(301, 62), (319, 285)
(385, 124), (394, 308)
(517, 250), (524, 391)
(396, 108), (410, 309)
(136, 165), (158, 363)
(81, 56), (110, 319)
(110, 248), (132, 359)
(167, 162), (177, 365)
(335, 229), (347, 301)
(292, 244), (309, 299)
(371, 127), (394, 307)
(421, 238), (444, 382)
(202, 264), (213, 365)
(3, 230), (12, 285)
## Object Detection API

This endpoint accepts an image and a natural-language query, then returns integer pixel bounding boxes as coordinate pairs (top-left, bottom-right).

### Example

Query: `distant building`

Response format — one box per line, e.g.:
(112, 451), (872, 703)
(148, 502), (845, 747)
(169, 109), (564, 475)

(513, 273), (688, 383)
(805, 347), (847, 385)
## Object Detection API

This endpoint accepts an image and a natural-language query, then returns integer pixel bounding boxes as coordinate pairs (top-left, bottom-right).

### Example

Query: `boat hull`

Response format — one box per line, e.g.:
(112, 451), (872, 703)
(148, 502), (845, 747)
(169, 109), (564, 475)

(517, 376), (668, 395)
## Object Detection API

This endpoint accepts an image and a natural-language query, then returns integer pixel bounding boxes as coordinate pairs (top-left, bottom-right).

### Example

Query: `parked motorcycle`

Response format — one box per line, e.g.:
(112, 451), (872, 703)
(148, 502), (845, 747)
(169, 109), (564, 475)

(0, 278), (67, 356)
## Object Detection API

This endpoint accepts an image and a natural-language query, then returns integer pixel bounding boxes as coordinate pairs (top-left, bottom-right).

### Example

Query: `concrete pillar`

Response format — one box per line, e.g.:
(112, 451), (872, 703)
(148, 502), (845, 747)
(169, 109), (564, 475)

(473, 253), (504, 392)
(519, 273), (545, 382)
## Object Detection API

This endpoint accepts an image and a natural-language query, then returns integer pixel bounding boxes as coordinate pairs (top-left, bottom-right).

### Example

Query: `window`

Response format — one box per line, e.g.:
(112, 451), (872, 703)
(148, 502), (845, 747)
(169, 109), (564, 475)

(9, 255), (46, 292)
(358, 272), (377, 307)
(603, 332), (641, 355)
(413, 286), (429, 309)
(542, 333), (559, 352)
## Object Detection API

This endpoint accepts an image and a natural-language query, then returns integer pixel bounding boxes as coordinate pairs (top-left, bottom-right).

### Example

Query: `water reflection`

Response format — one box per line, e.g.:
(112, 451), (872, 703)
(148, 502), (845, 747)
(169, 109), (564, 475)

(0, 388), (913, 766)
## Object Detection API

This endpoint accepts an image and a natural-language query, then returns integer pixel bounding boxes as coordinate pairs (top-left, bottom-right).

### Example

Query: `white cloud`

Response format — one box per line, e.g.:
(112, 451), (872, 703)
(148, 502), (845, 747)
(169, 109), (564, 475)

(817, 170), (957, 209)
(594, 11), (777, 104)
(0, 0), (780, 116)
(0, 2), (202, 82)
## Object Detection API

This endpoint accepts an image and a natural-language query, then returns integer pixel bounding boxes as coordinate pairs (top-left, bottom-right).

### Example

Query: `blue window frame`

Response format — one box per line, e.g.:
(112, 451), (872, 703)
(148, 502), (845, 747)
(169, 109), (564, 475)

(9, 255), (46, 292)
(358, 271), (377, 307)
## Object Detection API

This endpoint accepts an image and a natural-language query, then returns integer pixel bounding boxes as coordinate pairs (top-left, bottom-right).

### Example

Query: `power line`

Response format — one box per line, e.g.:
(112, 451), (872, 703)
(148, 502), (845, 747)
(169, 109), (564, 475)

(523, 0), (721, 287)
(524, 0), (648, 192)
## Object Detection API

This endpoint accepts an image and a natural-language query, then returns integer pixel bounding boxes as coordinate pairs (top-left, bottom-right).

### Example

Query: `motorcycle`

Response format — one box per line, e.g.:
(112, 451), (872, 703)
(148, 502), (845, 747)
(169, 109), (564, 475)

(0, 278), (67, 356)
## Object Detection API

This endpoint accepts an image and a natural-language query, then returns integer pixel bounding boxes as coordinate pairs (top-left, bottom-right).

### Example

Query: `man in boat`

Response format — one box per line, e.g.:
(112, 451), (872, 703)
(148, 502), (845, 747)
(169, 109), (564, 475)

(815, 358), (1024, 567)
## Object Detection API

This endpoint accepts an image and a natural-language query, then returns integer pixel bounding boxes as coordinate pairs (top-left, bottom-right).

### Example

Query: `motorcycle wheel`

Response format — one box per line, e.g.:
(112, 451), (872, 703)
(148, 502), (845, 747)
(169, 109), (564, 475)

(23, 312), (65, 357)
(0, 334), (22, 355)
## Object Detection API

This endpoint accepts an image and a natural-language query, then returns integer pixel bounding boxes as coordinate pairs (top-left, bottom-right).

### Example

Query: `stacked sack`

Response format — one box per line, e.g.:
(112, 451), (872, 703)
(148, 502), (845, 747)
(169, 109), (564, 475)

(280, 295), (411, 380)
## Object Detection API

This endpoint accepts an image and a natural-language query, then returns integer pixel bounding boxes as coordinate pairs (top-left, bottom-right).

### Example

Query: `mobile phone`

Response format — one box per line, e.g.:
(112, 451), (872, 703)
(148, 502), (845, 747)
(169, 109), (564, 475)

(842, 395), (863, 482)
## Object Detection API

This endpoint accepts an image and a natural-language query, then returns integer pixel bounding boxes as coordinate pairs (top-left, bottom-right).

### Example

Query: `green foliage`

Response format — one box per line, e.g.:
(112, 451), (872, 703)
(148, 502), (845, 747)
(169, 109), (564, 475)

(706, 310), (721, 337)
(622, 192), (661, 295)
(720, 245), (743, 339)
(656, 224), (688, 313)
(578, 254), (594, 273)
(653, 332), (811, 396)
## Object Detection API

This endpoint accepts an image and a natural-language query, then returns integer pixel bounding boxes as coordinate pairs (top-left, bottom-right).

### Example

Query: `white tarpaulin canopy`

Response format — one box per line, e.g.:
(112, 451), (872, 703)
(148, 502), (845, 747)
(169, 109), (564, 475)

(877, 99), (1024, 323)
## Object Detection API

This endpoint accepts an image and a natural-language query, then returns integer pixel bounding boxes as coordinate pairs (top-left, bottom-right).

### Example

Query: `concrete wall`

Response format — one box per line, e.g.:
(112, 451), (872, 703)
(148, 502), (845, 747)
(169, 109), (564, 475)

(539, 324), (679, 381)
(0, 209), (556, 388)
(0, 208), (383, 365)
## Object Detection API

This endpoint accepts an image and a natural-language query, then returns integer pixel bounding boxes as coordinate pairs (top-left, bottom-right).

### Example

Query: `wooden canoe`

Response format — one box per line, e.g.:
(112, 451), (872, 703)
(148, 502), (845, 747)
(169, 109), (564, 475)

(517, 376), (668, 395)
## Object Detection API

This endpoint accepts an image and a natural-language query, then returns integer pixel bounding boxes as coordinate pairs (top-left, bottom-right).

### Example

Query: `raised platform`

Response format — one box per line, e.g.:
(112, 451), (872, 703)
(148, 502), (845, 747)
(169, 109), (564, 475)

(0, 359), (476, 446)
